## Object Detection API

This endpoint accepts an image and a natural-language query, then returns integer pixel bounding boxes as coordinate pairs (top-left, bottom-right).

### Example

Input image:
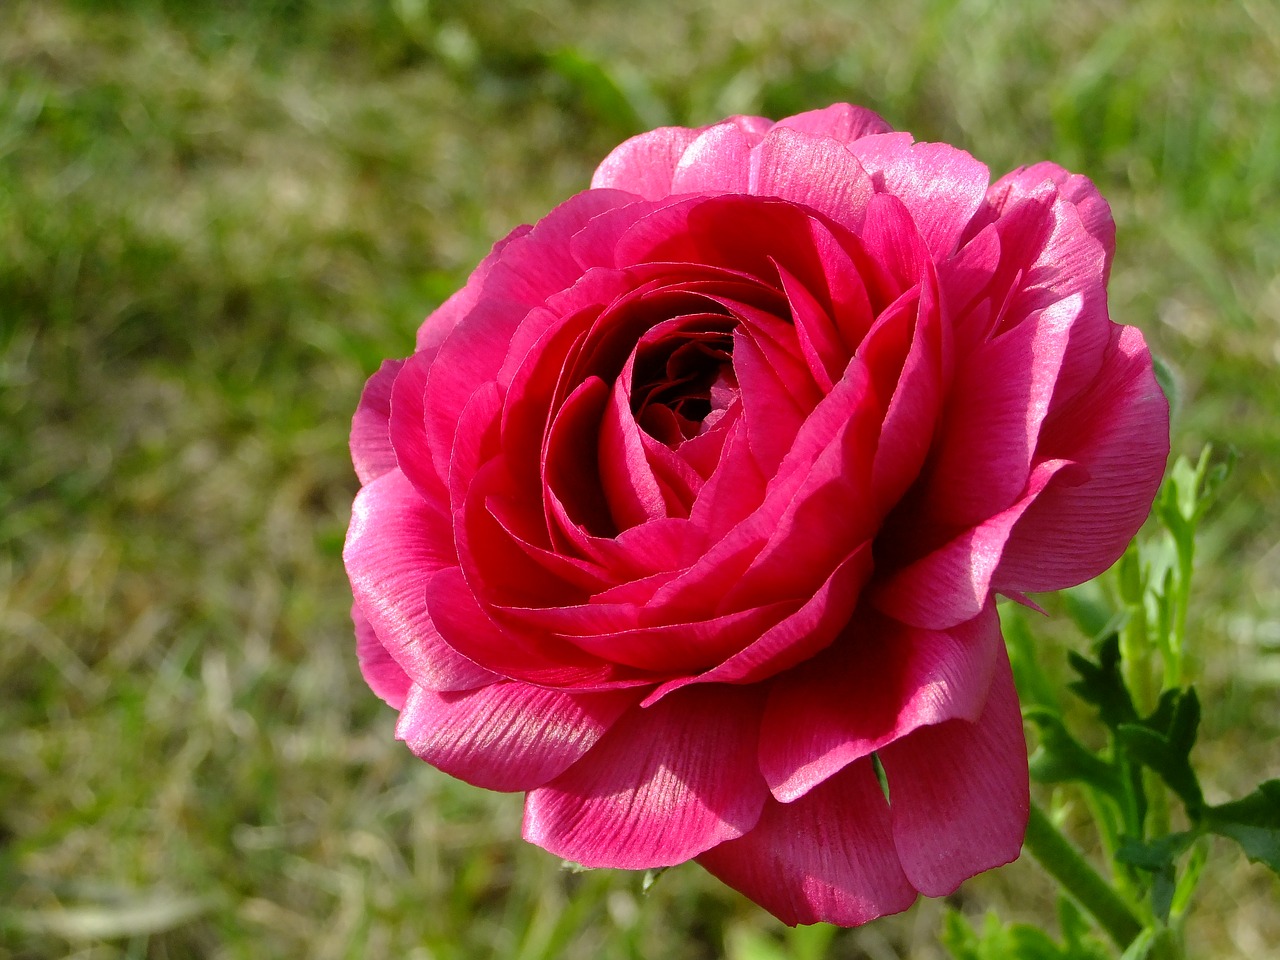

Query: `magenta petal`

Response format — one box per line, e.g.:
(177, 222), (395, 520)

(670, 122), (754, 195)
(775, 103), (894, 144)
(424, 565), (620, 688)
(351, 359), (404, 485)
(852, 135), (990, 260)
(424, 190), (632, 481)
(996, 324), (1169, 593)
(344, 471), (495, 692)
(523, 685), (768, 868)
(643, 542), (873, 704)
(878, 649), (1028, 897)
(353, 603), (412, 710)
(985, 161), (1116, 278)
(591, 126), (703, 199)
(698, 759), (916, 927)
(759, 602), (1001, 802)
(921, 294), (1082, 528)
(748, 126), (874, 232)
(872, 458), (1078, 631)
(599, 363), (668, 529)
(396, 681), (637, 792)
(389, 349), (447, 501)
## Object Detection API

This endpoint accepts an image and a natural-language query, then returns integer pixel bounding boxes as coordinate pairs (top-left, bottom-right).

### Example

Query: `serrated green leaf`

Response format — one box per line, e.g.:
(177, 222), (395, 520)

(1116, 689), (1205, 815)
(1025, 707), (1121, 796)
(1204, 780), (1280, 873)
(1068, 635), (1139, 731)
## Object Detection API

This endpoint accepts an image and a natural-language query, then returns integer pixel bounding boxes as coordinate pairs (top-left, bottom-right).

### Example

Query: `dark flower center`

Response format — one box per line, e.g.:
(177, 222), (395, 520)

(631, 323), (737, 445)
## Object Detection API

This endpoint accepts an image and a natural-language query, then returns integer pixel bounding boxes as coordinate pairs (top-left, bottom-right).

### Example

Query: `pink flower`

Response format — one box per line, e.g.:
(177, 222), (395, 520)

(345, 104), (1169, 925)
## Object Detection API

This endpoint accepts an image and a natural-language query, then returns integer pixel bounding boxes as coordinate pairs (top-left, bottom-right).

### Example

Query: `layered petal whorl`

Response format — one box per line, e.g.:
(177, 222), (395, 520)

(345, 103), (1169, 926)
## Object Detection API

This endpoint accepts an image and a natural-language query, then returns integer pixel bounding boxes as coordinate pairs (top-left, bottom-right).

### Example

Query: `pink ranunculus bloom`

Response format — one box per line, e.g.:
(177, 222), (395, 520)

(345, 103), (1169, 926)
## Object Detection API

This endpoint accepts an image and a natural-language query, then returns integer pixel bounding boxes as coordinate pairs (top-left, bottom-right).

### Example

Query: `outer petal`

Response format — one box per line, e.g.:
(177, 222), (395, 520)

(917, 294), (1084, 529)
(591, 126), (703, 199)
(351, 359), (404, 485)
(396, 681), (637, 792)
(353, 603), (412, 710)
(981, 161), (1116, 278)
(344, 470), (496, 692)
(850, 135), (990, 260)
(523, 685), (768, 868)
(759, 602), (1001, 802)
(878, 649), (1028, 897)
(775, 103), (894, 144)
(995, 324), (1169, 592)
(670, 122), (754, 195)
(872, 458), (1079, 631)
(698, 759), (916, 927)
(748, 126), (874, 232)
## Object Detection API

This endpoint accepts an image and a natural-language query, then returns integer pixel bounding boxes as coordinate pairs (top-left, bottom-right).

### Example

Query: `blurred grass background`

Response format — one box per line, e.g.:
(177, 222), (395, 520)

(1, 0), (1277, 957)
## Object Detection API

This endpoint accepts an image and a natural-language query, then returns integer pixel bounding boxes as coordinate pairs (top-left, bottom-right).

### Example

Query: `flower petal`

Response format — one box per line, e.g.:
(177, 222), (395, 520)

(851, 135), (990, 260)
(996, 324), (1169, 593)
(878, 648), (1028, 897)
(351, 359), (404, 485)
(591, 126), (703, 199)
(396, 681), (637, 792)
(670, 122), (755, 194)
(698, 758), (916, 926)
(759, 602), (1001, 802)
(982, 161), (1116, 279)
(748, 125), (874, 232)
(642, 541), (874, 704)
(873, 457), (1080, 630)
(353, 603), (412, 710)
(774, 103), (893, 144)
(919, 294), (1084, 529)
(523, 685), (768, 868)
(344, 470), (496, 691)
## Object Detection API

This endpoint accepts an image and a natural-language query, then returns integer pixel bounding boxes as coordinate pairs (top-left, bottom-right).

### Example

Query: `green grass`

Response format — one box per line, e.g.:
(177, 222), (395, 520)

(1, 0), (1277, 957)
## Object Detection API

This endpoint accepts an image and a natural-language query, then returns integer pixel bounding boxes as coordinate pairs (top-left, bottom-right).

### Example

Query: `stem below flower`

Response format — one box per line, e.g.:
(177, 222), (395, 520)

(1023, 802), (1144, 949)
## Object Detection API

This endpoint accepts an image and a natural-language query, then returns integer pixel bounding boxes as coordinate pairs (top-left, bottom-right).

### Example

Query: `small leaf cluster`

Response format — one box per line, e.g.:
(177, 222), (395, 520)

(942, 899), (1111, 960)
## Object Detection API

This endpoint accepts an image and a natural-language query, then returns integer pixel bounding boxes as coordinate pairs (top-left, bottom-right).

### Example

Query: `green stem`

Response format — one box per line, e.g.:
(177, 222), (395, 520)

(1024, 802), (1143, 950)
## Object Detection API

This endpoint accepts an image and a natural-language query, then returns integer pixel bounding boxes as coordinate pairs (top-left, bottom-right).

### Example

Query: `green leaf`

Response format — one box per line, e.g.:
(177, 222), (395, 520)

(1204, 779), (1280, 874)
(1116, 832), (1197, 872)
(1116, 689), (1205, 816)
(1025, 707), (1122, 796)
(1068, 635), (1139, 731)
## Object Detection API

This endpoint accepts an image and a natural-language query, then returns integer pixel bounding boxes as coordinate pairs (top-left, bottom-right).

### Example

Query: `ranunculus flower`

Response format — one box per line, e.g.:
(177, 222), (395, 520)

(345, 103), (1169, 925)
